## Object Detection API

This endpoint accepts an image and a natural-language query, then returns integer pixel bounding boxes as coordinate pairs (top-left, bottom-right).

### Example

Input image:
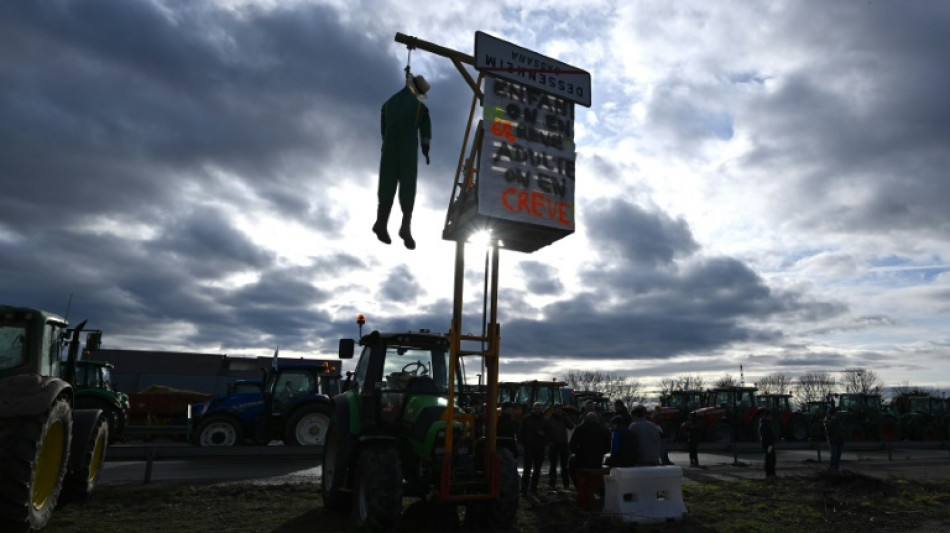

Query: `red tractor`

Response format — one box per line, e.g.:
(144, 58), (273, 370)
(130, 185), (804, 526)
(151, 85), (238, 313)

(757, 393), (808, 441)
(654, 390), (705, 442)
(691, 386), (771, 444)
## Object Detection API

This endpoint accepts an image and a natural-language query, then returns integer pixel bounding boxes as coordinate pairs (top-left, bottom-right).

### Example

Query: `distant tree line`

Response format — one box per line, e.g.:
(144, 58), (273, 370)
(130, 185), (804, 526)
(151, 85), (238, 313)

(563, 370), (647, 406)
(563, 367), (943, 410)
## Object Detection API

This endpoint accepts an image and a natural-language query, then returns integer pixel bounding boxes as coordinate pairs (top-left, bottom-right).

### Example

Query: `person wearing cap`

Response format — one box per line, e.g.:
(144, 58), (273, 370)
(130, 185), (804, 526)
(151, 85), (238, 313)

(374, 72), (432, 250)
(518, 402), (547, 495)
(758, 410), (777, 477)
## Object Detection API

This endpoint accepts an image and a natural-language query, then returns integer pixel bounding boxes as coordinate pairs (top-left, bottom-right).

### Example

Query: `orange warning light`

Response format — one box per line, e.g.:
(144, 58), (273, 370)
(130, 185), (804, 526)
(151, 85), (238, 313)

(356, 314), (366, 325)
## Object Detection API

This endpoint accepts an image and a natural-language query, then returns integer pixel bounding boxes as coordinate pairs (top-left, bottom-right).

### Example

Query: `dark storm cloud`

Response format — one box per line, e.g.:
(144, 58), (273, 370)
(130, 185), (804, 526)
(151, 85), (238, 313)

(739, 2), (950, 237)
(518, 261), (564, 296)
(146, 207), (274, 278)
(377, 265), (425, 304)
(585, 200), (698, 267)
(0, 0), (403, 351)
(491, 200), (847, 361)
(0, 0), (392, 230)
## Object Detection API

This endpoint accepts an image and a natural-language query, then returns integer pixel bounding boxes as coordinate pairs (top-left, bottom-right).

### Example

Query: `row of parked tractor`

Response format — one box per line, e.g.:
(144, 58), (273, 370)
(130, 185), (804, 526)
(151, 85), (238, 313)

(491, 379), (950, 446)
(650, 386), (950, 445)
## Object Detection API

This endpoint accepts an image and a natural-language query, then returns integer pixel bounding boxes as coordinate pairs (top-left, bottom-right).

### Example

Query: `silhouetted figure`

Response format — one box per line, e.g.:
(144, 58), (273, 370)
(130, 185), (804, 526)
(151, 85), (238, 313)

(374, 73), (431, 250)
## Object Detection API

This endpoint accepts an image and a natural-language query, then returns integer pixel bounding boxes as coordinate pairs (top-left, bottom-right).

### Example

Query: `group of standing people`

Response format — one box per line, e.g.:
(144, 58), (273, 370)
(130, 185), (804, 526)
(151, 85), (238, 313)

(518, 402), (576, 494)
(516, 400), (670, 496)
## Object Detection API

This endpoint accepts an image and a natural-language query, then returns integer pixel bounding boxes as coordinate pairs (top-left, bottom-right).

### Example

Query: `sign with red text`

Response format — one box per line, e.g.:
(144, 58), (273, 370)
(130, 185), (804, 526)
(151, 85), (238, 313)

(478, 77), (575, 233)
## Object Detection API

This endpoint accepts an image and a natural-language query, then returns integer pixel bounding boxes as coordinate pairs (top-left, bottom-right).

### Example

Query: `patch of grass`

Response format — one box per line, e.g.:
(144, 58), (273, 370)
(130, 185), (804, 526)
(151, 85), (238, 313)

(44, 471), (950, 533)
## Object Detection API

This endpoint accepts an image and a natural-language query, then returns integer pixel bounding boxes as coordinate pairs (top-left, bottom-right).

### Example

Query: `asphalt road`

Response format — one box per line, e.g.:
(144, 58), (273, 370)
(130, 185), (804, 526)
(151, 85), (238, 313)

(99, 445), (950, 487)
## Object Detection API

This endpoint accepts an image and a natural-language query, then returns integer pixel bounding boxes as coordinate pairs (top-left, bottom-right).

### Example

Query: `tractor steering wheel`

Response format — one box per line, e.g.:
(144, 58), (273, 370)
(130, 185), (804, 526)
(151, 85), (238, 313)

(401, 361), (428, 377)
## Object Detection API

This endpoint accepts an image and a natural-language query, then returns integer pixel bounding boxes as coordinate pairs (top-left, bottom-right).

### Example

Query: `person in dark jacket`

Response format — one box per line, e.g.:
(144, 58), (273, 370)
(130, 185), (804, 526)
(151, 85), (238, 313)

(544, 403), (574, 489)
(682, 413), (702, 467)
(824, 410), (844, 472)
(759, 410), (776, 477)
(497, 402), (519, 457)
(569, 411), (611, 484)
(518, 402), (547, 495)
(613, 399), (632, 427)
(605, 415), (637, 467)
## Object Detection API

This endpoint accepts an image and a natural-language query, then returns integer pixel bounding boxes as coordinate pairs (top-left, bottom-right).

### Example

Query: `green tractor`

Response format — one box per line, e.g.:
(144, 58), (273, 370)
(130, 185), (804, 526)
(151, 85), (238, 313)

(63, 328), (130, 444)
(321, 330), (519, 532)
(836, 392), (900, 442)
(893, 394), (949, 441)
(0, 305), (110, 532)
(803, 399), (835, 441)
(756, 393), (808, 441)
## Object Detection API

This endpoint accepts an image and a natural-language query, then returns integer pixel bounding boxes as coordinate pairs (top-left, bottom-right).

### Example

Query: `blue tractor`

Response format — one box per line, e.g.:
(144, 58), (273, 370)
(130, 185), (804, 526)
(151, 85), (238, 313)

(190, 361), (340, 447)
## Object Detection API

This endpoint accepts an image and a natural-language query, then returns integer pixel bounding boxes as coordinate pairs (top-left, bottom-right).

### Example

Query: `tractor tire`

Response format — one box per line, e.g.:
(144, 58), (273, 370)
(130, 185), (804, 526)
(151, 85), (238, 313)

(710, 422), (733, 444)
(785, 414), (808, 442)
(62, 410), (109, 502)
(102, 407), (123, 444)
(284, 404), (331, 446)
(0, 398), (72, 533)
(353, 446), (402, 532)
(75, 398), (123, 444)
(843, 423), (866, 442)
(880, 415), (900, 442)
(194, 415), (243, 447)
(321, 419), (352, 511)
(489, 447), (520, 529)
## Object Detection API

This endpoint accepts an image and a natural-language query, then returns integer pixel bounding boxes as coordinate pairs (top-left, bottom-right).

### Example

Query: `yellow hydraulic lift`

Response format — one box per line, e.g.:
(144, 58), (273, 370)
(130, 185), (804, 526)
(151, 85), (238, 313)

(394, 31), (588, 501)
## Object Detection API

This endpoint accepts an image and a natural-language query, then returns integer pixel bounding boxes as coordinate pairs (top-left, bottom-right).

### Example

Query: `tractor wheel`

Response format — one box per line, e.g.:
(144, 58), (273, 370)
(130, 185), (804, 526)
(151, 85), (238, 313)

(62, 411), (109, 501)
(710, 422), (733, 444)
(194, 415), (243, 447)
(843, 423), (866, 442)
(76, 398), (122, 444)
(101, 407), (122, 444)
(786, 414), (808, 442)
(284, 405), (331, 446)
(321, 419), (351, 511)
(880, 415), (900, 442)
(489, 447), (520, 529)
(0, 398), (72, 533)
(353, 447), (402, 532)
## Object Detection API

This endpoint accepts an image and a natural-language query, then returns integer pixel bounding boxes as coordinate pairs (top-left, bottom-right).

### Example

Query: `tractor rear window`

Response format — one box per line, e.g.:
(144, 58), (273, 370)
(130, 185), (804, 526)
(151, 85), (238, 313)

(0, 324), (27, 371)
(381, 346), (448, 391)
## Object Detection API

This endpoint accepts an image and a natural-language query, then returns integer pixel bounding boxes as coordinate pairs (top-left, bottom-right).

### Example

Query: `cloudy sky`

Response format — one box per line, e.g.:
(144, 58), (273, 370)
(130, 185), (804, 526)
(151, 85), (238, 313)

(3, 0), (949, 392)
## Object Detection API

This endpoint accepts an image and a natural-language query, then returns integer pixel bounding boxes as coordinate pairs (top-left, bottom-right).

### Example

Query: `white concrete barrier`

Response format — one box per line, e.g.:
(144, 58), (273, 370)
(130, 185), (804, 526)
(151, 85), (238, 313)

(602, 465), (687, 523)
